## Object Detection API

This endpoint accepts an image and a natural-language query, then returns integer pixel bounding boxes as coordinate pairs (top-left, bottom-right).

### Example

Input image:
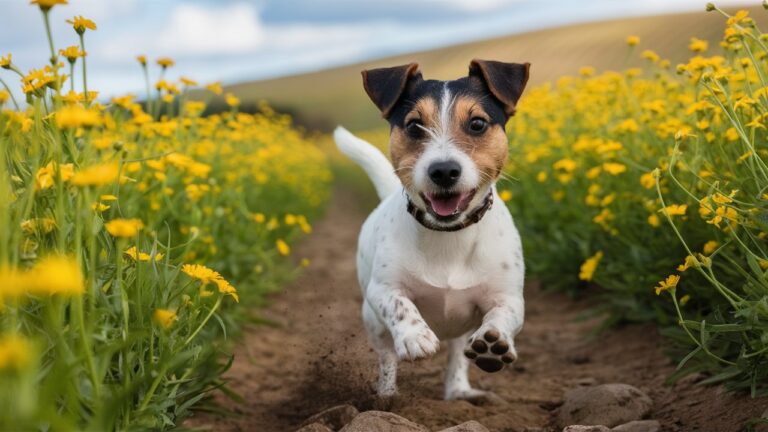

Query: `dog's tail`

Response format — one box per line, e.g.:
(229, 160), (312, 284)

(334, 126), (401, 201)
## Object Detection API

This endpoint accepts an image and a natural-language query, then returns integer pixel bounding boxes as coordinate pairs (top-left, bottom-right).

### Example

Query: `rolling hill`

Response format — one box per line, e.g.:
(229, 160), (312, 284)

(225, 5), (765, 132)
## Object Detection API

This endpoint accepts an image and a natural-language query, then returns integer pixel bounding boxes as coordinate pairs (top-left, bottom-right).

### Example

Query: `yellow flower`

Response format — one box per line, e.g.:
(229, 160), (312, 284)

(92, 202), (110, 212)
(602, 162), (627, 175)
(71, 162), (119, 187)
(0, 334), (34, 371)
(156, 57), (175, 68)
(225, 93), (240, 107)
(59, 45), (85, 62)
(702, 240), (719, 255)
(105, 218), (144, 238)
(553, 158), (577, 172)
(659, 204), (687, 217)
(0, 267), (32, 301)
(276, 239), (290, 256)
(655, 274), (680, 295)
(206, 82), (223, 95)
(677, 255), (698, 272)
(180, 76), (198, 86)
(688, 37), (708, 53)
(214, 278), (239, 302)
(579, 66), (595, 77)
(124, 246), (164, 262)
(647, 213), (660, 227)
(66, 15), (96, 34)
(29, 256), (84, 296)
(30, 0), (68, 11)
(640, 172), (656, 189)
(55, 105), (101, 129)
(301, 258), (310, 267)
(641, 50), (659, 63)
(499, 190), (513, 202)
(100, 194), (118, 201)
(579, 251), (603, 281)
(181, 263), (221, 285)
(0, 90), (7, 105)
(20, 218), (56, 234)
(153, 309), (177, 329)
(0, 54), (11, 69)
(136, 55), (147, 66)
(34, 162), (74, 191)
(626, 35), (640, 46)
(253, 213), (266, 223)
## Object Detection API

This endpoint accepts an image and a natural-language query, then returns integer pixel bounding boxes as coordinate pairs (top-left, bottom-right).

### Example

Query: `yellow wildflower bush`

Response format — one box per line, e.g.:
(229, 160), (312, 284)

(505, 5), (768, 394)
(0, 1), (331, 429)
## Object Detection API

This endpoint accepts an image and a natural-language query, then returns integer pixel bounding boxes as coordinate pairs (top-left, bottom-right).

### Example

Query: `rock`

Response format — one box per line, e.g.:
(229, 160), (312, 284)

(340, 411), (429, 432)
(438, 420), (490, 432)
(611, 420), (661, 432)
(302, 404), (359, 430)
(557, 383), (653, 428)
(563, 426), (611, 432)
(296, 423), (333, 432)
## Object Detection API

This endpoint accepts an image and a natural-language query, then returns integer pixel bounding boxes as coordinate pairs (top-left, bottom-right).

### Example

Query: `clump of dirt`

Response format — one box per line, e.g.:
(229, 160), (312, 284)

(186, 189), (766, 432)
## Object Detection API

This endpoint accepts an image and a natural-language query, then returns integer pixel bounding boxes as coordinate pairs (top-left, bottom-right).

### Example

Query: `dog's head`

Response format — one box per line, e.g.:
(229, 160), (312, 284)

(362, 59), (530, 228)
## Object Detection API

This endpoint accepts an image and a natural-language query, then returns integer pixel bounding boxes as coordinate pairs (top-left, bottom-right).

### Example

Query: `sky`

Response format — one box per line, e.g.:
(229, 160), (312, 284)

(0, 0), (752, 101)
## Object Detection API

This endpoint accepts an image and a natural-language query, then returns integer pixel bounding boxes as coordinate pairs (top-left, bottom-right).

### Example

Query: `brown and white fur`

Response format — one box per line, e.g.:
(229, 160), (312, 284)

(334, 60), (530, 400)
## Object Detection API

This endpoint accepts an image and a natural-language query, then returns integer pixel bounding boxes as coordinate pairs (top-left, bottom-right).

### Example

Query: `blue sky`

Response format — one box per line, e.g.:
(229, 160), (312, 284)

(0, 0), (750, 100)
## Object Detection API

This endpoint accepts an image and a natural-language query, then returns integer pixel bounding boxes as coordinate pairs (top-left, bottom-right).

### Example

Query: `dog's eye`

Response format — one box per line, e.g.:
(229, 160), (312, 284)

(405, 119), (424, 139)
(468, 117), (488, 134)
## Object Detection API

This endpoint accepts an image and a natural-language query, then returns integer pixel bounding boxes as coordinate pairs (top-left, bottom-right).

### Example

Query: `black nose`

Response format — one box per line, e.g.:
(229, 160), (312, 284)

(428, 161), (462, 188)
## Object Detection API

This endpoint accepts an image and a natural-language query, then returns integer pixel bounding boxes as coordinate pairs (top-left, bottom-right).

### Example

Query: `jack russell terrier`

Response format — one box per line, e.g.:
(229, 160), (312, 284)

(334, 59), (530, 400)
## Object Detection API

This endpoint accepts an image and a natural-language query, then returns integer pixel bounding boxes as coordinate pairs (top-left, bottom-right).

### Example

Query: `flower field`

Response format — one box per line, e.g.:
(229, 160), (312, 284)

(504, 5), (768, 395)
(0, 1), (331, 430)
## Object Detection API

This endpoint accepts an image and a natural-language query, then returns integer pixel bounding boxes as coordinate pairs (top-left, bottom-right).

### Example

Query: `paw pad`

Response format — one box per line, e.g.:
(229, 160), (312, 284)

(464, 327), (516, 373)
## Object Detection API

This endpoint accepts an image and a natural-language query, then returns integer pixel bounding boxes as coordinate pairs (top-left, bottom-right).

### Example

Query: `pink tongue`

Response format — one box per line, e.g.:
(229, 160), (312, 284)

(428, 193), (463, 217)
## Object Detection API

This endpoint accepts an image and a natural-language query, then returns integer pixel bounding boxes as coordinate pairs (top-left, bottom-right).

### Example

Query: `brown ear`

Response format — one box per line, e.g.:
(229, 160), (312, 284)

(362, 63), (421, 118)
(469, 59), (530, 116)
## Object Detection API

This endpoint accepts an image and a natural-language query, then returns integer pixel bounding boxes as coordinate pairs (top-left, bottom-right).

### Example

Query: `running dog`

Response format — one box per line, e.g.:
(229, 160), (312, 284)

(334, 59), (530, 400)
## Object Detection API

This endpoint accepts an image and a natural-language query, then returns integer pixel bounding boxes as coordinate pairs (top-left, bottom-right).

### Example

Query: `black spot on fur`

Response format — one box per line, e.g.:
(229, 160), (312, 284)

(501, 262), (510, 270)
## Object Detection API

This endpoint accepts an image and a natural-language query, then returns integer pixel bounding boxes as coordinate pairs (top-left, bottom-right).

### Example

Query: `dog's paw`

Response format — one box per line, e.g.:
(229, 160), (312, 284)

(393, 324), (440, 360)
(463, 327), (516, 373)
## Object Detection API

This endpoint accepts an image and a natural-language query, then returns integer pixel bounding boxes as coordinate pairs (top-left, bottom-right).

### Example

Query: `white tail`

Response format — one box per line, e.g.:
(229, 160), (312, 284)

(334, 126), (401, 201)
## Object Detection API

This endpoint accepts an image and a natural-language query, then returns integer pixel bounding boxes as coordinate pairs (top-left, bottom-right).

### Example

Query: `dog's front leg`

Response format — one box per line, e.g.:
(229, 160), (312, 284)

(463, 294), (523, 372)
(366, 280), (440, 360)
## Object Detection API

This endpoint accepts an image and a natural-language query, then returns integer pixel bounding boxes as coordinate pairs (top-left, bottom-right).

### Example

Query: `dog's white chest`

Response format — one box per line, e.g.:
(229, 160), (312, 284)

(407, 281), (484, 339)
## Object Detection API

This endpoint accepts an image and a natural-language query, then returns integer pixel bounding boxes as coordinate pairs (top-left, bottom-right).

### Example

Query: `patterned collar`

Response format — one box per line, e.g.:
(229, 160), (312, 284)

(406, 191), (493, 232)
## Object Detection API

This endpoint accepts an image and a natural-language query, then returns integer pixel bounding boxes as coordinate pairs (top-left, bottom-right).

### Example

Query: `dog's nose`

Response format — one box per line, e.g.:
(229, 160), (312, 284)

(428, 161), (462, 188)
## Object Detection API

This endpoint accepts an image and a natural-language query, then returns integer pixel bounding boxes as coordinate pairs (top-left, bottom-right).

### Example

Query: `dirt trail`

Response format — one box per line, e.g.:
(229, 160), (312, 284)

(188, 188), (766, 432)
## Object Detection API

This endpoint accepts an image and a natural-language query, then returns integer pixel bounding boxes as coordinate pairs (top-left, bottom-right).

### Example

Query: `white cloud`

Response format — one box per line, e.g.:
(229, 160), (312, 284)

(158, 3), (264, 55)
(95, 2), (264, 60)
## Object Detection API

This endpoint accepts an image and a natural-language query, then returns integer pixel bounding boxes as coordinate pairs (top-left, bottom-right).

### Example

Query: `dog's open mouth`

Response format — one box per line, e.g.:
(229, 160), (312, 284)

(421, 189), (476, 219)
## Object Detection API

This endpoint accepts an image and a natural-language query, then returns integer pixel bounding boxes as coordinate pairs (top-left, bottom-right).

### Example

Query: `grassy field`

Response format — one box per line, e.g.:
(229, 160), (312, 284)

(226, 6), (766, 131)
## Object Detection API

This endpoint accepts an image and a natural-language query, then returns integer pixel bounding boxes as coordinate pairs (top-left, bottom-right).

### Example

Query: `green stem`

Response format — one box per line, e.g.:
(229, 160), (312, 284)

(78, 34), (89, 106)
(184, 296), (222, 346)
(42, 10), (57, 67)
(0, 77), (20, 110)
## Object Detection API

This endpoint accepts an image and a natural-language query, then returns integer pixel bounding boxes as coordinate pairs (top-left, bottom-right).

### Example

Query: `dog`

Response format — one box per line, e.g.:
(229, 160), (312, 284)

(333, 59), (530, 400)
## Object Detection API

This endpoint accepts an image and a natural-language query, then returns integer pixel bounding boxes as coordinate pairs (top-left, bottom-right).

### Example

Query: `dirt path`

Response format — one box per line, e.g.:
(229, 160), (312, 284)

(188, 188), (766, 432)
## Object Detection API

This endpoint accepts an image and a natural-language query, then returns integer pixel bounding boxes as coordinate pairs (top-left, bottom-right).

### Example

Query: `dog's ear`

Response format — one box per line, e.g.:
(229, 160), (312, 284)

(469, 59), (530, 116)
(362, 63), (421, 118)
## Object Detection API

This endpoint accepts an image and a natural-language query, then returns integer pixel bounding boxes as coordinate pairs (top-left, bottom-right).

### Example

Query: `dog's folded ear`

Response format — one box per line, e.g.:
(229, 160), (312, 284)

(469, 59), (530, 116)
(362, 63), (421, 118)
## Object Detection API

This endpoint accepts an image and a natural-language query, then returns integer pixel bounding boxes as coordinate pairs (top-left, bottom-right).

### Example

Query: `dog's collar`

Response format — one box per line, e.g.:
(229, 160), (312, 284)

(406, 191), (493, 232)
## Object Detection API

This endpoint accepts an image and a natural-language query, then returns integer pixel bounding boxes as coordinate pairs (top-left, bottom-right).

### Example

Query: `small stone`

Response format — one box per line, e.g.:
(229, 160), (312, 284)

(557, 383), (653, 428)
(563, 426), (611, 432)
(301, 404), (359, 430)
(438, 420), (490, 432)
(611, 420), (661, 432)
(296, 423), (333, 432)
(340, 411), (429, 432)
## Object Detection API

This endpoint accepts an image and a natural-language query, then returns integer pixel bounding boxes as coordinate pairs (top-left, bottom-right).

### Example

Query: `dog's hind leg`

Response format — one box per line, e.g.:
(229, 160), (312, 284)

(444, 335), (501, 403)
(362, 300), (398, 397)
